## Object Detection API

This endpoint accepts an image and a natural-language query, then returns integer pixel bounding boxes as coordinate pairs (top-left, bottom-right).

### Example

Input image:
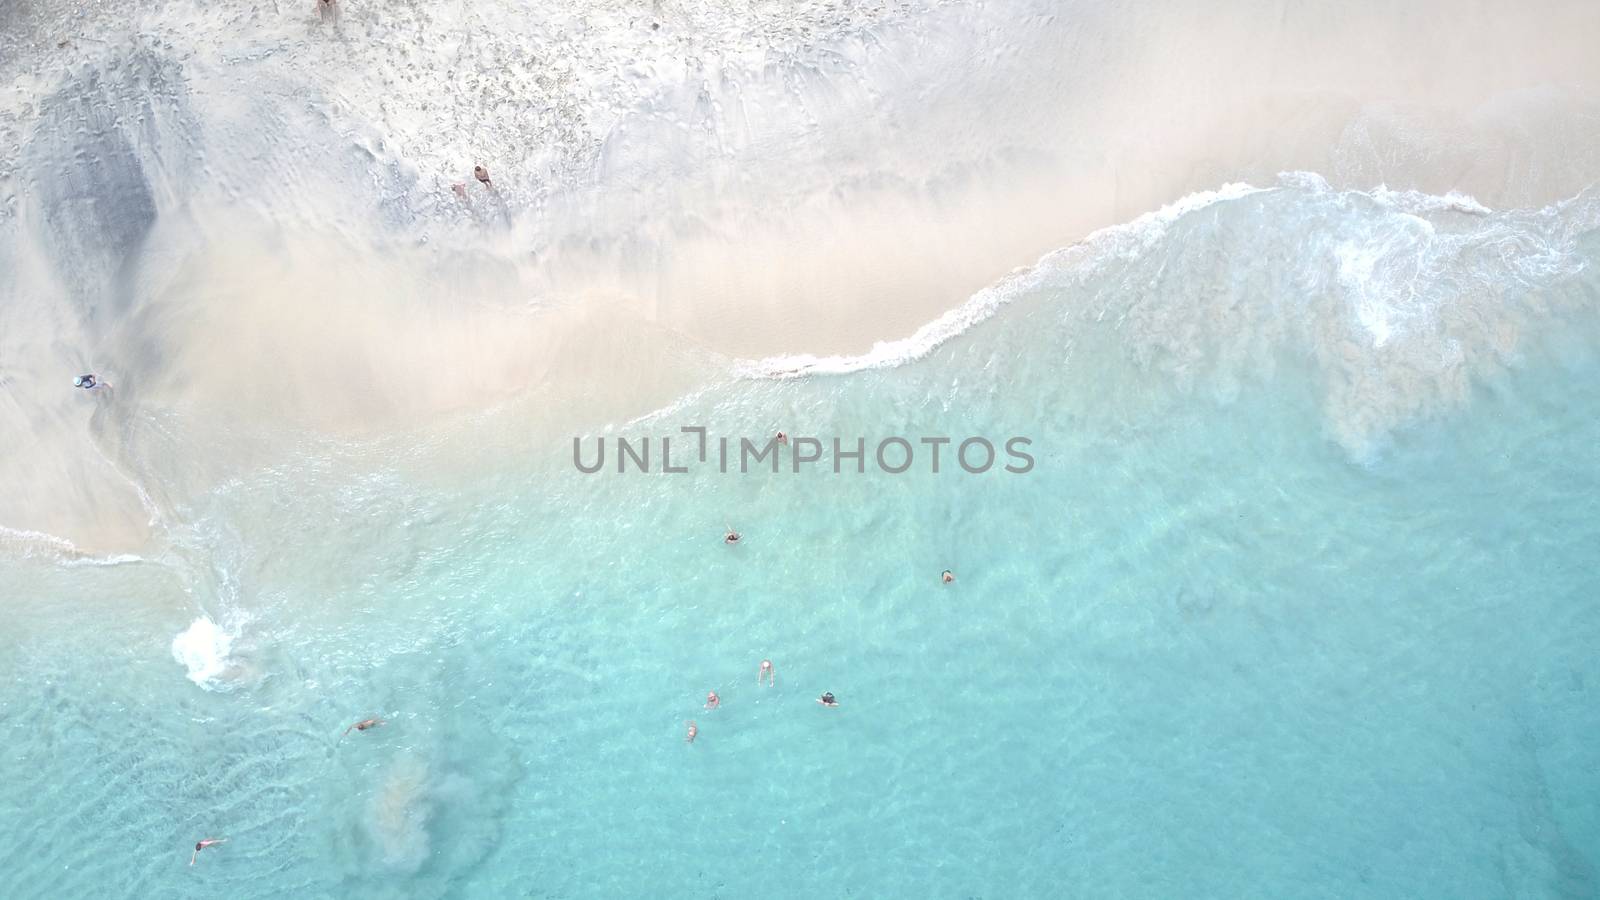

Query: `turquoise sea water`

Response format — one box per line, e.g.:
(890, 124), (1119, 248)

(3, 181), (1600, 898)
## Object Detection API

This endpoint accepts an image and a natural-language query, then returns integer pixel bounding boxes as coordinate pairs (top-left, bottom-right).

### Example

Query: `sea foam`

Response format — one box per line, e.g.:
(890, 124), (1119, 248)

(737, 175), (1600, 459)
(170, 616), (236, 688)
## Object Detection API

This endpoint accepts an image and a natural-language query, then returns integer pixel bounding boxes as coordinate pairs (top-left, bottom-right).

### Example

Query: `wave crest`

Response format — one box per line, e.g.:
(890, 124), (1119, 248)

(740, 175), (1600, 456)
(736, 183), (1267, 378)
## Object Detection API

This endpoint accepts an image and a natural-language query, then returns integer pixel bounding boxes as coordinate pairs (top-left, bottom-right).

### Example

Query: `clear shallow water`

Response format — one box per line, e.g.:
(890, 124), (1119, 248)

(2, 181), (1599, 897)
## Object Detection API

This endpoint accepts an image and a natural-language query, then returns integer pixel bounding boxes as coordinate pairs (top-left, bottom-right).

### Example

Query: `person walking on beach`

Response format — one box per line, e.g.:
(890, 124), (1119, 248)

(343, 717), (385, 736)
(759, 659), (775, 686)
(317, 0), (337, 24)
(705, 691), (720, 710)
(190, 838), (226, 866)
(685, 721), (698, 743)
(474, 165), (492, 188)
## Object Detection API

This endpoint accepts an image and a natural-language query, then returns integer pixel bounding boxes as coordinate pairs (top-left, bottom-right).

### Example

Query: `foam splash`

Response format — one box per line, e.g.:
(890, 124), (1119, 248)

(170, 616), (236, 688)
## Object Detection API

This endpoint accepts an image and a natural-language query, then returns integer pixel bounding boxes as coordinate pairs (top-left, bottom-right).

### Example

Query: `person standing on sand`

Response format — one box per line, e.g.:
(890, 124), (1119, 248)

(318, 0), (337, 24)
(474, 165), (492, 188)
(759, 659), (775, 686)
(190, 838), (226, 866)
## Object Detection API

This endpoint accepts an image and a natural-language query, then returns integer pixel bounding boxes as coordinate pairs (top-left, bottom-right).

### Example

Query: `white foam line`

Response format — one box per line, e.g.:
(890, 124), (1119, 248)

(1373, 186), (1493, 216)
(0, 524), (145, 566)
(735, 182), (1267, 380)
(1280, 170), (1494, 216)
(60, 552), (145, 568)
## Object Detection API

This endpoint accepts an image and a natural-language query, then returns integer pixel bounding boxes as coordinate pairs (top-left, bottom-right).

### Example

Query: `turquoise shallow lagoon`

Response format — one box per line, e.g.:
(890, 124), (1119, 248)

(2, 180), (1598, 897)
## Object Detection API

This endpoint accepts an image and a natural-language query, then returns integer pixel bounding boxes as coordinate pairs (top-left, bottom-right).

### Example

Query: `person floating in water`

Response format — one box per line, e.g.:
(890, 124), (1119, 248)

(942, 570), (955, 584)
(343, 717), (385, 736)
(705, 691), (720, 710)
(685, 721), (698, 743)
(759, 659), (775, 686)
(474, 165), (492, 187)
(724, 528), (741, 545)
(190, 838), (227, 866)
(73, 374), (99, 390)
(817, 691), (839, 707)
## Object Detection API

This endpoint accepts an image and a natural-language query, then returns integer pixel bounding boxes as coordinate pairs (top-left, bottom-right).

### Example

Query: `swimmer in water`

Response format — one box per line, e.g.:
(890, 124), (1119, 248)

(817, 691), (839, 707)
(942, 570), (955, 584)
(343, 717), (385, 736)
(724, 528), (741, 545)
(73, 374), (98, 390)
(686, 720), (698, 743)
(776, 431), (788, 445)
(190, 838), (227, 866)
(759, 659), (775, 686)
(705, 691), (720, 710)
(474, 165), (492, 187)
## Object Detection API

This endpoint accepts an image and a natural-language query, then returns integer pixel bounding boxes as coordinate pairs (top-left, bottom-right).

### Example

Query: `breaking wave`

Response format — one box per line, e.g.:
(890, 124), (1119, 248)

(741, 173), (1600, 456)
